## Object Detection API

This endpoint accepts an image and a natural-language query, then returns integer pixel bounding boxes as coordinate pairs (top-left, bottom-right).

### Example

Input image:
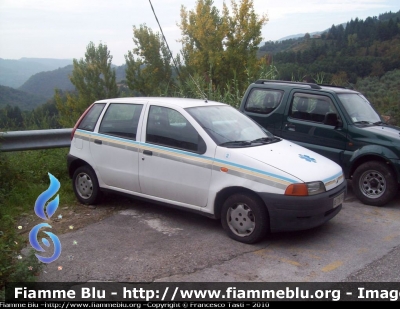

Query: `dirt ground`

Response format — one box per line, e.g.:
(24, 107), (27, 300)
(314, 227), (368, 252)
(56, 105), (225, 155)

(16, 193), (132, 239)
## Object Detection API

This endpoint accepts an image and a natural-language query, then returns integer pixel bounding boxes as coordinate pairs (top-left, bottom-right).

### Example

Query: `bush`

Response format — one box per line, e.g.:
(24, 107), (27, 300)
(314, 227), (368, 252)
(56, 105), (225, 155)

(0, 148), (75, 294)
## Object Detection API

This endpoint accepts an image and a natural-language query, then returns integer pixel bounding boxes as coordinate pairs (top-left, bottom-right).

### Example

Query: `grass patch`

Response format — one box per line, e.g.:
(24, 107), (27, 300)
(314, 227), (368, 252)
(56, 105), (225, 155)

(0, 147), (76, 297)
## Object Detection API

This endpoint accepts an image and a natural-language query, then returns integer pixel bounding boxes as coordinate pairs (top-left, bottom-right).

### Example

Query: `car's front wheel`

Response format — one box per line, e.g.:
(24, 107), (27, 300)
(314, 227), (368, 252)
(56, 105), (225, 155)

(353, 161), (398, 207)
(221, 192), (269, 244)
(72, 166), (102, 205)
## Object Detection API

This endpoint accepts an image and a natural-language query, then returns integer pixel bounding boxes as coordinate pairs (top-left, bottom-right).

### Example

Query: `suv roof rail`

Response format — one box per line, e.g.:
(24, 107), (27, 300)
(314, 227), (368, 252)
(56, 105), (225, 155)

(318, 83), (350, 90)
(254, 79), (322, 90)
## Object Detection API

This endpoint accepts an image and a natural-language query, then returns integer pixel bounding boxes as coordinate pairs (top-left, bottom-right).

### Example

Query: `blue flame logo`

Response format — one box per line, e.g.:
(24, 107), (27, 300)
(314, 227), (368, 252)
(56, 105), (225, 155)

(299, 154), (317, 163)
(29, 173), (62, 263)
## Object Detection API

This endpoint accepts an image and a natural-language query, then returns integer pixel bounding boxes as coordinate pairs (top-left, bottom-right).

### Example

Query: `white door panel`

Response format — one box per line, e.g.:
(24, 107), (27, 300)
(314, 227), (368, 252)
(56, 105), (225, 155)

(91, 137), (141, 192)
(138, 105), (213, 207)
(139, 147), (212, 206)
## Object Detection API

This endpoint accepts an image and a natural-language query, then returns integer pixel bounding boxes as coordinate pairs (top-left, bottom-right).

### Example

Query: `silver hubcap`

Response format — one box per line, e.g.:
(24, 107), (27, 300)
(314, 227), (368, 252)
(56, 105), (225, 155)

(75, 172), (93, 199)
(359, 169), (386, 199)
(227, 203), (255, 237)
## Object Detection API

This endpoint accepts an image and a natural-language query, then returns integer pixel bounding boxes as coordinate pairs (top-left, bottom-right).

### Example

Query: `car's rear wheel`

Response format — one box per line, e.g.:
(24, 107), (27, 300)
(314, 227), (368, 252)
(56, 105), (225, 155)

(72, 166), (102, 205)
(221, 192), (269, 244)
(353, 161), (397, 207)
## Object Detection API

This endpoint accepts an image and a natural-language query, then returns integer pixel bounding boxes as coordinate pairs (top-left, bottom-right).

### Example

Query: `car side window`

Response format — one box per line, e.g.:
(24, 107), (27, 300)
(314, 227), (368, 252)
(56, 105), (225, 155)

(78, 103), (106, 131)
(244, 89), (283, 114)
(99, 103), (143, 140)
(290, 94), (337, 124)
(146, 106), (206, 153)
(309, 98), (335, 123)
(290, 95), (312, 121)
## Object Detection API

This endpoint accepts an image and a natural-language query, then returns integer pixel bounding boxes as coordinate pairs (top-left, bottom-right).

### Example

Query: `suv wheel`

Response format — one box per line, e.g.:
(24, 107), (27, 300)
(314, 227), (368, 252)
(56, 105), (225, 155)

(353, 161), (397, 206)
(72, 166), (102, 205)
(221, 193), (269, 244)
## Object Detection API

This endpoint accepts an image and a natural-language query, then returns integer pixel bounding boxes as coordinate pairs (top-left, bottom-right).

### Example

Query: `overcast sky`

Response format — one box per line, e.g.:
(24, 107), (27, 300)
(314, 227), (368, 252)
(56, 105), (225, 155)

(0, 0), (399, 66)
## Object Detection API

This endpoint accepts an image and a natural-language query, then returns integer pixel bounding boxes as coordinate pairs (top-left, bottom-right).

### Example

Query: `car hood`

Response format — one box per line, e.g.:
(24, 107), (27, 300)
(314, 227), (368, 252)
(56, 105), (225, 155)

(359, 124), (400, 141)
(217, 139), (344, 191)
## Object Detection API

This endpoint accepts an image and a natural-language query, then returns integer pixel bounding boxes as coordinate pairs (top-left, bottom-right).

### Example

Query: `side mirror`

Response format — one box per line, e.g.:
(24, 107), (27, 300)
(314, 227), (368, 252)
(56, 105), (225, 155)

(324, 113), (340, 126)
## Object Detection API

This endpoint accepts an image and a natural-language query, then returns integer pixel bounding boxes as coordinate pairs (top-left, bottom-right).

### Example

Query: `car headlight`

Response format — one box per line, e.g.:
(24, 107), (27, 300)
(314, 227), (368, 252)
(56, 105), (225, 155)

(285, 181), (326, 196)
(306, 181), (326, 195)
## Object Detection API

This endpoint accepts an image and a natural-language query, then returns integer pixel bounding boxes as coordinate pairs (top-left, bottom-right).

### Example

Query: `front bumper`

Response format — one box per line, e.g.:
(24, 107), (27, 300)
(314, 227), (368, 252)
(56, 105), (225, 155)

(259, 180), (347, 233)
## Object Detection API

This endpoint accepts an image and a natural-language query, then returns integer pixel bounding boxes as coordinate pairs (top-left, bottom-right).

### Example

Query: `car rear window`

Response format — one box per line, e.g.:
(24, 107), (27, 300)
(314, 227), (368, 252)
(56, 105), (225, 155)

(99, 103), (143, 140)
(244, 89), (283, 114)
(77, 103), (106, 131)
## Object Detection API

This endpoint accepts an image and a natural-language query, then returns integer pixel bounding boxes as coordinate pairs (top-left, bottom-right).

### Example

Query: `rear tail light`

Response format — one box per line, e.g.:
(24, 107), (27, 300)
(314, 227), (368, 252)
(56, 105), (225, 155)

(71, 103), (94, 140)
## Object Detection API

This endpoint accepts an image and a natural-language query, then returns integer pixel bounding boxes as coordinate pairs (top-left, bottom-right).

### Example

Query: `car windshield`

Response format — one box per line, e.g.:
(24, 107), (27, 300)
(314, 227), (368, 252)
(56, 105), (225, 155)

(338, 93), (381, 124)
(186, 105), (278, 147)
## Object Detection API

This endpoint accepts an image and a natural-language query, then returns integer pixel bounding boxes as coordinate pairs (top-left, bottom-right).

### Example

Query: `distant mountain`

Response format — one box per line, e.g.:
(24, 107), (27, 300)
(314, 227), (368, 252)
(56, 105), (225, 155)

(18, 57), (73, 67)
(0, 85), (48, 111)
(17, 64), (127, 99)
(0, 58), (73, 88)
(277, 31), (325, 41)
(261, 23), (348, 43)
(19, 65), (75, 99)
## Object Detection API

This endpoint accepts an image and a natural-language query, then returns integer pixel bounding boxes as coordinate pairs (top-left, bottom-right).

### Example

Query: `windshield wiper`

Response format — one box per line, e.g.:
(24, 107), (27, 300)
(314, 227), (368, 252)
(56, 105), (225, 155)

(250, 137), (280, 144)
(218, 140), (252, 147)
(219, 137), (281, 147)
(373, 121), (386, 125)
(353, 120), (373, 125)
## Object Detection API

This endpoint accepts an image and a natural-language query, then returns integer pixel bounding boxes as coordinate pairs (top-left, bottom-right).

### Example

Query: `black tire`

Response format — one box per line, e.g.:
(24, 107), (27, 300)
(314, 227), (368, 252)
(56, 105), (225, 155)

(353, 161), (398, 207)
(72, 165), (102, 205)
(221, 192), (269, 244)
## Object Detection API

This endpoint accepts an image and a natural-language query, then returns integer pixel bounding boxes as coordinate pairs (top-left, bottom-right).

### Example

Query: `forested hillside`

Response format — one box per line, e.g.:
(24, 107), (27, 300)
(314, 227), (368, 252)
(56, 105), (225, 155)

(15, 64), (127, 100)
(260, 10), (400, 83)
(0, 85), (47, 110)
(18, 65), (75, 99)
(0, 58), (72, 88)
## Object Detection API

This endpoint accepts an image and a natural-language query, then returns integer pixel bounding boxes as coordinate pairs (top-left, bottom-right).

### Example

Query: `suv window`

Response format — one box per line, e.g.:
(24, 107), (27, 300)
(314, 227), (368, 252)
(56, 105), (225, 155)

(244, 89), (283, 114)
(78, 103), (106, 131)
(99, 103), (143, 140)
(290, 94), (337, 123)
(146, 106), (205, 153)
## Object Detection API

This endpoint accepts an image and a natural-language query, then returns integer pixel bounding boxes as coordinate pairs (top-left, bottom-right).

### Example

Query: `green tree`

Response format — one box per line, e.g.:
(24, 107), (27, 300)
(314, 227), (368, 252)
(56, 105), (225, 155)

(178, 0), (268, 93)
(224, 0), (268, 90)
(178, 0), (227, 88)
(0, 105), (23, 130)
(55, 42), (118, 127)
(24, 98), (61, 129)
(125, 24), (174, 96)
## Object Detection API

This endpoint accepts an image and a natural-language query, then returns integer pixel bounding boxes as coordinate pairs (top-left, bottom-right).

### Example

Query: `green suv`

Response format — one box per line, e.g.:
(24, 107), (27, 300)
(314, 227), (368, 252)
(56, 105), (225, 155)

(240, 80), (400, 206)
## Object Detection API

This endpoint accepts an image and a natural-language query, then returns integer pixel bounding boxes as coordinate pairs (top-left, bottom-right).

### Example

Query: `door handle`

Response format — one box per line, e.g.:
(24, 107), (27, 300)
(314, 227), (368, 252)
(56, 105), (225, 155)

(285, 123), (296, 131)
(94, 139), (102, 145)
(143, 150), (153, 156)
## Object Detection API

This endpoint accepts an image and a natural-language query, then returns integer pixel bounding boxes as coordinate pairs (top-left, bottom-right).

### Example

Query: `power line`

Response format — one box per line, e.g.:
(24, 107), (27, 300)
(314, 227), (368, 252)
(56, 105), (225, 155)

(148, 0), (180, 78)
(148, 0), (207, 100)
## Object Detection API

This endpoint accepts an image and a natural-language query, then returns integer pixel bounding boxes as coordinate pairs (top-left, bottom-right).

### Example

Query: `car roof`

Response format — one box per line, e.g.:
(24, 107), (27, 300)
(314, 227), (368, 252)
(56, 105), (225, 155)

(252, 80), (360, 94)
(94, 97), (227, 108)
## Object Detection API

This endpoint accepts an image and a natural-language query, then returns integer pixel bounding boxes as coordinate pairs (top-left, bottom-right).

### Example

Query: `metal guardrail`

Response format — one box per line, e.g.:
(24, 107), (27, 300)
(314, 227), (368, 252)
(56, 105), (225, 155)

(0, 128), (72, 152)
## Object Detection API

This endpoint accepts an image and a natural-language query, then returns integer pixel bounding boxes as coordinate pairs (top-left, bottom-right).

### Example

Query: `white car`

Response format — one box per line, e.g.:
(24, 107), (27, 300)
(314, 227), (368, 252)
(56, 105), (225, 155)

(67, 97), (347, 244)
